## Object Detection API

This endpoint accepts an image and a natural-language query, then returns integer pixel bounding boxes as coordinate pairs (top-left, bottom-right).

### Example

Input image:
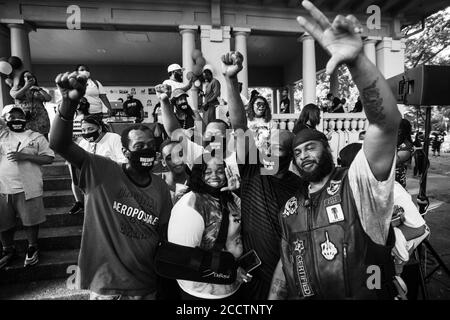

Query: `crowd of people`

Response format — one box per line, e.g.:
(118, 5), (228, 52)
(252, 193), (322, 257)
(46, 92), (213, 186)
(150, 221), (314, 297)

(0, 0), (436, 300)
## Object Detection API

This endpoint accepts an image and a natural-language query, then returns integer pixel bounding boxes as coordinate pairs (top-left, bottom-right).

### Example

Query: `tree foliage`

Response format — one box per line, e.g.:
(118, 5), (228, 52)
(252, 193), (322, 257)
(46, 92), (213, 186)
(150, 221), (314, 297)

(403, 7), (450, 69)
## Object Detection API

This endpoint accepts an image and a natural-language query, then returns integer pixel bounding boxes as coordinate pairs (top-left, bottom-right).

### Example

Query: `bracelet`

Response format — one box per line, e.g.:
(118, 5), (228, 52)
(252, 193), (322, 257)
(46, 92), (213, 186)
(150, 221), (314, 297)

(57, 109), (74, 122)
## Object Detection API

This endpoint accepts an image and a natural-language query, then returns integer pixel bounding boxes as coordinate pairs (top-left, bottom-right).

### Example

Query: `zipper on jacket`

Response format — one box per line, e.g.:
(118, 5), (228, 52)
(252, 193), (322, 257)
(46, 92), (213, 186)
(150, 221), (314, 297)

(343, 243), (352, 297)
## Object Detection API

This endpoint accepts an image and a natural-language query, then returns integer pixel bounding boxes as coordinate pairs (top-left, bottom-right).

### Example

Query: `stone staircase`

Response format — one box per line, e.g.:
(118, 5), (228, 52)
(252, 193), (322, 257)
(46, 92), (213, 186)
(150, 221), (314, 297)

(0, 155), (89, 300)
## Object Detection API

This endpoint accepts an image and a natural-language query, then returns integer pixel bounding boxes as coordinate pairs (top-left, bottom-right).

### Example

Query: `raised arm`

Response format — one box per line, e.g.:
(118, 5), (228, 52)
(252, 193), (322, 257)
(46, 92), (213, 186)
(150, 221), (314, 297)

(99, 94), (113, 116)
(297, 0), (401, 180)
(221, 52), (248, 131)
(49, 72), (89, 169)
(155, 84), (180, 138)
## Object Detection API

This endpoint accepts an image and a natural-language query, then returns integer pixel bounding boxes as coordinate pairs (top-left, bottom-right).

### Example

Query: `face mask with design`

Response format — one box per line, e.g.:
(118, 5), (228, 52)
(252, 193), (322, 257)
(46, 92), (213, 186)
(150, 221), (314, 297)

(127, 148), (156, 172)
(7, 119), (26, 132)
(82, 130), (100, 143)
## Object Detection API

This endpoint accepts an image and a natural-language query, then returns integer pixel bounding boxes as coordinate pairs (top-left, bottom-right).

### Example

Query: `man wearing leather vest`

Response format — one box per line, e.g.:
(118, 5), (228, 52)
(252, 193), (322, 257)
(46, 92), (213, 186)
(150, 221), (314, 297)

(268, 1), (402, 300)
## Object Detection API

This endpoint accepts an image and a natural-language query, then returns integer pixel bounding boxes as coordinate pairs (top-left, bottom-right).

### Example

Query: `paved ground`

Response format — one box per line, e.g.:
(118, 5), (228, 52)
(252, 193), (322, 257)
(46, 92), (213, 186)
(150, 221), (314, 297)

(406, 152), (450, 299)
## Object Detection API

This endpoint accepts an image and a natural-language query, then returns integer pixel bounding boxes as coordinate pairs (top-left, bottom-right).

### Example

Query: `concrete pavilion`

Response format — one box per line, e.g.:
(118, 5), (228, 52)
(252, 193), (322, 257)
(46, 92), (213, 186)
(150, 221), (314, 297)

(0, 0), (448, 115)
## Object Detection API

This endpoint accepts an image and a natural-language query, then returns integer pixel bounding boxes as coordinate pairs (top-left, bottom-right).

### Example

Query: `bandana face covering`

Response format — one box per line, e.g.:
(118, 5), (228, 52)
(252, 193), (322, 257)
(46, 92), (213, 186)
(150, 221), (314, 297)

(7, 119), (26, 132)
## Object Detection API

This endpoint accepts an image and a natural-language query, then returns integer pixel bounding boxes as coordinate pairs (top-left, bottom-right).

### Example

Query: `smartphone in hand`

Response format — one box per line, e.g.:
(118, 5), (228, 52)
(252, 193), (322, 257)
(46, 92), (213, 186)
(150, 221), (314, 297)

(237, 249), (261, 273)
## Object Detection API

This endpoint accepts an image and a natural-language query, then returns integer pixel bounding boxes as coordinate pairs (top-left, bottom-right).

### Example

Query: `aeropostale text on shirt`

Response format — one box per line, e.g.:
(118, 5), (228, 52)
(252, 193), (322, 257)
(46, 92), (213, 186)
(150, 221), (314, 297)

(113, 201), (159, 226)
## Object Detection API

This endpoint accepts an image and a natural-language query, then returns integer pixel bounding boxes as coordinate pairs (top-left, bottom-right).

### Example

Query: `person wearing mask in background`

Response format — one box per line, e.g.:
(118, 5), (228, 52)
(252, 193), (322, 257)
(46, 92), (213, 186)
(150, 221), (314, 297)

(49, 71), (172, 300)
(201, 65), (221, 125)
(0, 105), (54, 269)
(163, 64), (193, 93)
(10, 71), (52, 139)
(75, 64), (113, 119)
(123, 93), (144, 123)
(293, 103), (321, 134)
(280, 88), (290, 114)
(66, 115), (127, 215)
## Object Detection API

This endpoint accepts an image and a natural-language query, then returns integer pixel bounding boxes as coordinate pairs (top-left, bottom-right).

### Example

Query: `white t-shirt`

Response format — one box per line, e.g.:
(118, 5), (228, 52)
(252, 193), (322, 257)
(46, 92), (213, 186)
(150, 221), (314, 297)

(348, 149), (396, 246)
(168, 191), (242, 299)
(162, 79), (187, 92)
(84, 79), (106, 114)
(77, 132), (127, 164)
(392, 182), (428, 262)
(0, 131), (30, 193)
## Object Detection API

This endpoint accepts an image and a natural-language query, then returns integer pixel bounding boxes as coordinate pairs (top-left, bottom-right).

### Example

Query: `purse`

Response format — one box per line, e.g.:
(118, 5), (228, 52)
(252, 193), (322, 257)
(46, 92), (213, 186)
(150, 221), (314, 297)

(154, 206), (237, 285)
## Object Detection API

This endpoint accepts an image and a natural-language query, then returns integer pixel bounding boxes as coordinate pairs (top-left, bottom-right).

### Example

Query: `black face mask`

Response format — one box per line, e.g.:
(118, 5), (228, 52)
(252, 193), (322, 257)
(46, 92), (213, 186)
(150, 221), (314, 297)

(7, 120), (26, 132)
(175, 103), (189, 113)
(82, 130), (100, 143)
(127, 148), (156, 172)
(174, 73), (183, 82)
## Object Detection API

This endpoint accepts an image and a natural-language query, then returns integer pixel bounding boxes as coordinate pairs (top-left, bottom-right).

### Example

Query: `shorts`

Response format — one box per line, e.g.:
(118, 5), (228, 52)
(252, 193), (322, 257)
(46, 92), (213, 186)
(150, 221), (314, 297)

(0, 193), (46, 232)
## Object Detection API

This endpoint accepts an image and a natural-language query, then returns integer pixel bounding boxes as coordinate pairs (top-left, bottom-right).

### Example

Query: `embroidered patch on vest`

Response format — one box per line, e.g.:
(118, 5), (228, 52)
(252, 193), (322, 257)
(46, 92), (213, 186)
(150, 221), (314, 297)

(292, 240), (314, 297)
(324, 194), (341, 207)
(282, 197), (298, 218)
(321, 231), (338, 261)
(326, 204), (345, 224)
(327, 180), (342, 196)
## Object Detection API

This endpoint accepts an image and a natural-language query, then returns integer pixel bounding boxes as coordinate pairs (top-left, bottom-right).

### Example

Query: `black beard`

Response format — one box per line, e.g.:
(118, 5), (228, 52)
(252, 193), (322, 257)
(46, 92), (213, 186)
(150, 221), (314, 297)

(174, 74), (183, 82)
(295, 148), (334, 183)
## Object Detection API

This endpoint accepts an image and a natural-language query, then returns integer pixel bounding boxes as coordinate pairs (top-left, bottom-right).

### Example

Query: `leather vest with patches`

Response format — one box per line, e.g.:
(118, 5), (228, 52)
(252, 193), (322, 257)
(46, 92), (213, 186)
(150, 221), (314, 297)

(280, 168), (396, 300)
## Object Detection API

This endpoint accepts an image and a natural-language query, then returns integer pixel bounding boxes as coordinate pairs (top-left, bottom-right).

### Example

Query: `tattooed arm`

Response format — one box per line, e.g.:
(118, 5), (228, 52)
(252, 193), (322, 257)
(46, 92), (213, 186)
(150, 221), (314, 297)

(348, 56), (401, 180)
(296, 0), (401, 181)
(268, 260), (288, 300)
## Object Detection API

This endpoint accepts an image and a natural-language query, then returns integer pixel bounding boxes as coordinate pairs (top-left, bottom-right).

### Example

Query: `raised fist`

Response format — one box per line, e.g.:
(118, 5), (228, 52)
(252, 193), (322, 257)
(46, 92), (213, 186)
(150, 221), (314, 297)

(55, 72), (87, 102)
(155, 83), (172, 101)
(221, 51), (244, 78)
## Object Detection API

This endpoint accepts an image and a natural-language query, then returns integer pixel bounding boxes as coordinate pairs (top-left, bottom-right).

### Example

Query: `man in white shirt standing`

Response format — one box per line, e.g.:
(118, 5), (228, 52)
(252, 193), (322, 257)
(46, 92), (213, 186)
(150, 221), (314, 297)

(163, 63), (193, 93)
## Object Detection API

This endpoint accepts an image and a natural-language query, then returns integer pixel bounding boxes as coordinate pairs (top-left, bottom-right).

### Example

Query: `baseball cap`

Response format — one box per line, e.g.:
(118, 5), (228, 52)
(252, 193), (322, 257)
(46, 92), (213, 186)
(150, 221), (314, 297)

(203, 64), (213, 72)
(1, 104), (25, 117)
(167, 63), (184, 73)
(170, 88), (189, 101)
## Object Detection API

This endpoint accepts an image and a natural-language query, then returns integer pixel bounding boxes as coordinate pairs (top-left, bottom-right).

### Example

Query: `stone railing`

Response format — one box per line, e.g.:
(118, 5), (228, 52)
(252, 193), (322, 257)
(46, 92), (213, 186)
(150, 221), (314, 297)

(272, 112), (368, 161)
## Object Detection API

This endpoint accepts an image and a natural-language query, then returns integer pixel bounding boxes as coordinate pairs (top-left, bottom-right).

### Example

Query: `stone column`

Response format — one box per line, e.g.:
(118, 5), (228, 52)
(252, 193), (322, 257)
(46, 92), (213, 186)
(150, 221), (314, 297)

(8, 22), (33, 71)
(363, 37), (379, 66)
(300, 34), (316, 106)
(0, 25), (13, 111)
(376, 37), (406, 78)
(272, 88), (278, 114)
(179, 25), (198, 108)
(233, 27), (251, 99)
(200, 25), (231, 102)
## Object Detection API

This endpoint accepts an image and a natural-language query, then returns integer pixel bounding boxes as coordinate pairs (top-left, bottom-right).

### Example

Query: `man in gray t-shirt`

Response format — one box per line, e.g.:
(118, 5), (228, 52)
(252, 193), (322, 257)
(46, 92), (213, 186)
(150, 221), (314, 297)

(50, 71), (172, 299)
